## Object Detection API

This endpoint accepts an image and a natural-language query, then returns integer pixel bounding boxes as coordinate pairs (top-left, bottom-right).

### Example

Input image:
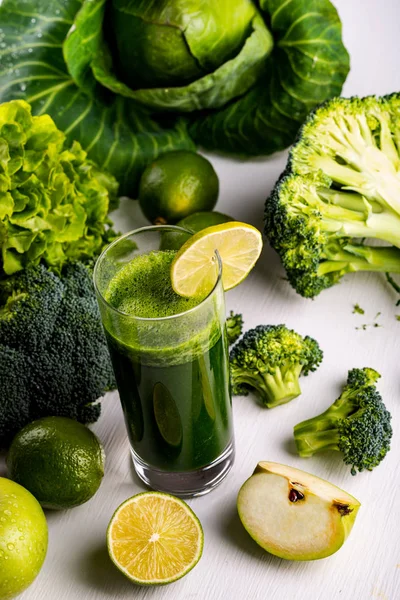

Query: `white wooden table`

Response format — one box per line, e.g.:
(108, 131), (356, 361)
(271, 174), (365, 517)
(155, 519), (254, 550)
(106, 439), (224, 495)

(1, 1), (400, 598)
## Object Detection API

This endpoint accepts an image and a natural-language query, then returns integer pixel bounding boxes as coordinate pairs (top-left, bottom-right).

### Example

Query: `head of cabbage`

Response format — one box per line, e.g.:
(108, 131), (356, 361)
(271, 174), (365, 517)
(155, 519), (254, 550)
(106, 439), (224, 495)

(78, 0), (274, 113)
(110, 0), (263, 90)
(0, 0), (350, 195)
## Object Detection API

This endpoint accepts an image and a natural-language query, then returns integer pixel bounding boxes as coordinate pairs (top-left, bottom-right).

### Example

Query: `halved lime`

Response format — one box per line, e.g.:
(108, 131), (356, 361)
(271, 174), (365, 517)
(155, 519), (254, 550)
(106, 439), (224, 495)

(171, 222), (263, 297)
(107, 492), (203, 585)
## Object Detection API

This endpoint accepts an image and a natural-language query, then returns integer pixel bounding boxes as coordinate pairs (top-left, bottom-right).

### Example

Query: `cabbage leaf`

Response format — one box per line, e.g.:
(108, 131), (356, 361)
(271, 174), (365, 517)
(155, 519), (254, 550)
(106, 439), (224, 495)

(190, 0), (350, 154)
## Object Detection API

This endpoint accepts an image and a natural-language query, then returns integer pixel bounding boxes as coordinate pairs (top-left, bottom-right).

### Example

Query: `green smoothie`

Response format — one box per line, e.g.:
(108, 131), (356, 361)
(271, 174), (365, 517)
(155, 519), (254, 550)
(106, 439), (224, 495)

(104, 250), (233, 471)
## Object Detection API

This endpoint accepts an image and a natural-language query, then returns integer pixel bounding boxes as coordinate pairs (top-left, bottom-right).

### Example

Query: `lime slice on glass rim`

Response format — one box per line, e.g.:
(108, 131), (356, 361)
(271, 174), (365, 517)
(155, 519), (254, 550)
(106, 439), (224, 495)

(107, 492), (203, 585)
(170, 222), (263, 298)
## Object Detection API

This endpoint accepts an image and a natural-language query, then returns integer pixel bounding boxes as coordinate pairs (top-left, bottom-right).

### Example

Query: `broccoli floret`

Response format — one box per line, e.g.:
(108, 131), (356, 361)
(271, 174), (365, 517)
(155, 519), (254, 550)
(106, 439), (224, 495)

(0, 262), (115, 446)
(294, 368), (392, 475)
(229, 324), (323, 408)
(226, 311), (244, 345)
(265, 95), (400, 298)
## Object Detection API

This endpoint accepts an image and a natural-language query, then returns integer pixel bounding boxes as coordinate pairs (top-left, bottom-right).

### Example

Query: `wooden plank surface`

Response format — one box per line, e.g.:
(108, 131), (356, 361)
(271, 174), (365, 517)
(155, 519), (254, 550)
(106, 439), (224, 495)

(1, 0), (400, 598)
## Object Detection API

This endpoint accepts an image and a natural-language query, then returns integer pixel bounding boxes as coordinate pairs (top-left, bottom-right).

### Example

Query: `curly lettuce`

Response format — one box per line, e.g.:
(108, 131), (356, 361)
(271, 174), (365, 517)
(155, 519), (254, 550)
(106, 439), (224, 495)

(0, 99), (118, 275)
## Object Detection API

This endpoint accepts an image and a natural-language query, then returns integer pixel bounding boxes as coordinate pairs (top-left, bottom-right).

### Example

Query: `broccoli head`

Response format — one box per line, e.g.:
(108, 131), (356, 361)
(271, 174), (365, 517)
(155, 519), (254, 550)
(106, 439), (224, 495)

(265, 95), (400, 298)
(0, 262), (115, 446)
(226, 311), (244, 345)
(229, 324), (323, 408)
(294, 368), (392, 475)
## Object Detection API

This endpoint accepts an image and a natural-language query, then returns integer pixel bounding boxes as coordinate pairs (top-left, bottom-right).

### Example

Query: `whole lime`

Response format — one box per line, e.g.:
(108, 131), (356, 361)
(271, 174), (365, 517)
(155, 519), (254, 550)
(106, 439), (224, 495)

(7, 417), (105, 510)
(178, 211), (234, 231)
(0, 478), (48, 600)
(160, 211), (234, 251)
(138, 151), (219, 224)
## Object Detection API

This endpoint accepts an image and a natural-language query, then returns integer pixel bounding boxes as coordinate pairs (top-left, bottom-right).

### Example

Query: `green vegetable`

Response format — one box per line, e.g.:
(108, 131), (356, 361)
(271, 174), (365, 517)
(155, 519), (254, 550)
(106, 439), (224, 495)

(0, 100), (118, 275)
(353, 304), (365, 315)
(0, 2), (193, 197)
(294, 368), (392, 475)
(230, 324), (323, 408)
(0, 262), (115, 447)
(191, 0), (350, 155)
(226, 312), (244, 346)
(265, 95), (400, 298)
(0, 0), (349, 194)
(107, 0), (273, 111)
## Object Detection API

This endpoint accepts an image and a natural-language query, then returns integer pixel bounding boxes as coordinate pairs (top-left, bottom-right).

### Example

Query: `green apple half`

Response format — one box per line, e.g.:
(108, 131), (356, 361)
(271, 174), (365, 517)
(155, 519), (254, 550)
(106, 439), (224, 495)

(237, 461), (360, 561)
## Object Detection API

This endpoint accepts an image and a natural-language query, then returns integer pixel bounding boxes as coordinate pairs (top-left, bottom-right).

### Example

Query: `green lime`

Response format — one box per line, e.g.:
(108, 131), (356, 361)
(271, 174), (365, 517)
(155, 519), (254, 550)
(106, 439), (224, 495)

(178, 211), (234, 231)
(139, 151), (219, 224)
(160, 210), (234, 251)
(0, 478), (48, 600)
(7, 417), (105, 510)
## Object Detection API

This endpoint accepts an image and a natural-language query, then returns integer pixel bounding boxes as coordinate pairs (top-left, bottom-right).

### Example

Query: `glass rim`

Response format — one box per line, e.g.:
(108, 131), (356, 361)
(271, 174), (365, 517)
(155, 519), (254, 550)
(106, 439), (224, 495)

(93, 224), (223, 322)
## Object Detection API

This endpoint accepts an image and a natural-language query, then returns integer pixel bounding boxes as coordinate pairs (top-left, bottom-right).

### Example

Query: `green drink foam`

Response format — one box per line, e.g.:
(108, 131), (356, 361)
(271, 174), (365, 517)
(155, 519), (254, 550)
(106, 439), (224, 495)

(105, 250), (201, 318)
(103, 250), (222, 366)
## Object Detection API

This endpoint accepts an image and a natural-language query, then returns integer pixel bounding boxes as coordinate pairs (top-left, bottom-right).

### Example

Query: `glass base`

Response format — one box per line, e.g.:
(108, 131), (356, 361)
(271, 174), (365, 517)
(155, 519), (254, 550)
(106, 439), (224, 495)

(131, 440), (235, 498)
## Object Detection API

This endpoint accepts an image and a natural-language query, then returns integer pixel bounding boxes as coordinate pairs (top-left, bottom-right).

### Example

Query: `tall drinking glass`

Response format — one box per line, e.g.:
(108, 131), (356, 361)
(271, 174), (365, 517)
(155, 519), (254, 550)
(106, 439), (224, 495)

(94, 226), (234, 497)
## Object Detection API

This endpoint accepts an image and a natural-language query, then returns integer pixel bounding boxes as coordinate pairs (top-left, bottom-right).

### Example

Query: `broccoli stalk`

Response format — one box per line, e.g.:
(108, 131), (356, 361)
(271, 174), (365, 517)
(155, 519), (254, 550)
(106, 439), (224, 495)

(294, 368), (392, 475)
(318, 243), (400, 276)
(298, 103), (400, 217)
(230, 324), (323, 408)
(233, 363), (303, 406)
(226, 311), (244, 345)
(265, 95), (400, 298)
